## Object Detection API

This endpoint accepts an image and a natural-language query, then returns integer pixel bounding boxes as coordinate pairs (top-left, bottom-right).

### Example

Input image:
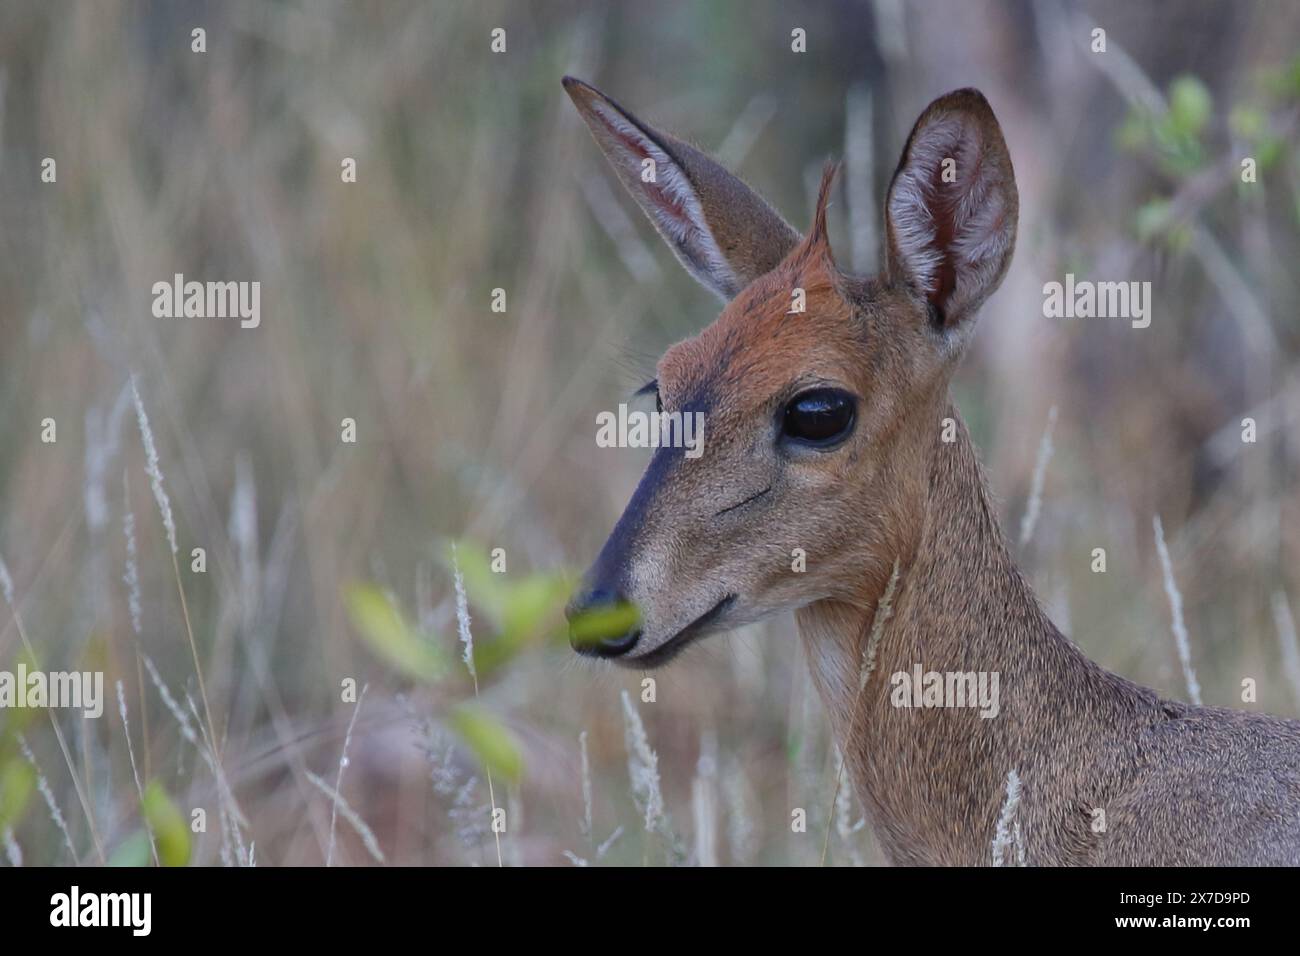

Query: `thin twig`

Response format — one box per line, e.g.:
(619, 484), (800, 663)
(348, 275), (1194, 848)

(453, 545), (503, 867)
(991, 769), (1025, 866)
(1019, 405), (1059, 547)
(327, 683), (368, 867)
(116, 680), (159, 866)
(1153, 515), (1202, 705)
(821, 559), (900, 865)
(305, 771), (386, 864)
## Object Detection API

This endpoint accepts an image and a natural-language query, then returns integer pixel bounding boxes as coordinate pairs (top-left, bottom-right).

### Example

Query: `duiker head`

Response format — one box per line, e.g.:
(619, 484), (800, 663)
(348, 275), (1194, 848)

(563, 78), (1017, 665)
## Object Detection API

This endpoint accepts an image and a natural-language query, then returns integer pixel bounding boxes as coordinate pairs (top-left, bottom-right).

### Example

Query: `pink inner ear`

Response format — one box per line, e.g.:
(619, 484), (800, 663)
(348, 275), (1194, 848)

(608, 125), (695, 237)
(915, 120), (984, 314)
(587, 100), (740, 296)
(925, 157), (960, 315)
(889, 113), (1010, 326)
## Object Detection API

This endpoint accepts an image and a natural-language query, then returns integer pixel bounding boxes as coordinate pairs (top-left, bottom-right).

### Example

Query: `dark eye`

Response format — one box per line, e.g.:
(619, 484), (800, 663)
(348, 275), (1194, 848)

(782, 388), (856, 447)
(637, 380), (663, 413)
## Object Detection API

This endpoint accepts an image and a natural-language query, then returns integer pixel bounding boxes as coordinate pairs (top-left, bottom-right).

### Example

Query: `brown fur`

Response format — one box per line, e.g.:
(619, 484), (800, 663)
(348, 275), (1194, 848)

(565, 78), (1300, 865)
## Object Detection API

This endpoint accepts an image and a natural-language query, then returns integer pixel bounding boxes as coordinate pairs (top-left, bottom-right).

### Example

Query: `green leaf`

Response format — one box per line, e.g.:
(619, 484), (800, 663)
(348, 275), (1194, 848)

(142, 781), (190, 867)
(444, 541), (511, 625)
(449, 705), (523, 785)
(1169, 76), (1212, 137)
(108, 829), (153, 867)
(1229, 104), (1266, 140)
(1263, 52), (1300, 100)
(567, 601), (641, 652)
(1135, 198), (1173, 242)
(345, 583), (447, 681)
(1116, 111), (1151, 152)
(490, 573), (574, 666)
(1256, 135), (1284, 172)
(2, 647), (44, 734)
(0, 758), (34, 828)
(1150, 122), (1205, 176)
(441, 540), (574, 674)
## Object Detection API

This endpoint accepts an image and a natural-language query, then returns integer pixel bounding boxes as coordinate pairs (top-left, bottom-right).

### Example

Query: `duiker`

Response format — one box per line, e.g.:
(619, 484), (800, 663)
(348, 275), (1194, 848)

(563, 76), (1300, 866)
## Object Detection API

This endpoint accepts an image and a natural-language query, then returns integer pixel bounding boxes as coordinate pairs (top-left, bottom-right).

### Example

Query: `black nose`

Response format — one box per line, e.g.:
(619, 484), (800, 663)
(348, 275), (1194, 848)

(566, 586), (641, 658)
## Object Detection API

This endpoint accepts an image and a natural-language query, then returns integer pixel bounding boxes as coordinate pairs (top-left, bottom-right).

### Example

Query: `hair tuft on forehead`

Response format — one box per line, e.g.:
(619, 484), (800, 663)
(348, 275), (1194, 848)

(792, 160), (840, 271)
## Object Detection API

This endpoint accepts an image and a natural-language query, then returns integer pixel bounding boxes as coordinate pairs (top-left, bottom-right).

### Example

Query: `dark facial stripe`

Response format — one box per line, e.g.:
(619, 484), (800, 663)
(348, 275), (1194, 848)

(586, 443), (681, 594)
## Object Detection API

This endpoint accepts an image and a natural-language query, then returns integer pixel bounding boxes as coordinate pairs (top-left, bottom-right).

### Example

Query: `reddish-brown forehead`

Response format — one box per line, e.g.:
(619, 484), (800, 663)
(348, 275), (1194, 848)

(657, 259), (861, 411)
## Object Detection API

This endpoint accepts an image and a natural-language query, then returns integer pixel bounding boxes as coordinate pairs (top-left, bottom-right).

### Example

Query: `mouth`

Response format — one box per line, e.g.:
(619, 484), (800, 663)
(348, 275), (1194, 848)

(622, 594), (736, 668)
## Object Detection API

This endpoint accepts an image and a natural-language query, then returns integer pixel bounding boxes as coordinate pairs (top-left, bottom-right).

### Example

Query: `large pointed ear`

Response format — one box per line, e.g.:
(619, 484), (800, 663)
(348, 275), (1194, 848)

(563, 76), (800, 301)
(884, 89), (1018, 342)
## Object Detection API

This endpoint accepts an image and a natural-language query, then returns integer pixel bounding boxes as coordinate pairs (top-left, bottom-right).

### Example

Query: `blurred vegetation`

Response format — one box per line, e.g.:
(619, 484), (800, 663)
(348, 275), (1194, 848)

(0, 0), (1298, 866)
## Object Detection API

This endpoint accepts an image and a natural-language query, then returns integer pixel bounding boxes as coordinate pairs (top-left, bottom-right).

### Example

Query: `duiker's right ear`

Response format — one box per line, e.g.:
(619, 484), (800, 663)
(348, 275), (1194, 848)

(563, 77), (800, 301)
(884, 89), (1018, 343)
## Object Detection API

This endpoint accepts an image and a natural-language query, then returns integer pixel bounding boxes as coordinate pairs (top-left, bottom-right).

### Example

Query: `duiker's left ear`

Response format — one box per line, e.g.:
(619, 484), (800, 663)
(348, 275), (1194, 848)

(563, 76), (800, 301)
(884, 89), (1018, 339)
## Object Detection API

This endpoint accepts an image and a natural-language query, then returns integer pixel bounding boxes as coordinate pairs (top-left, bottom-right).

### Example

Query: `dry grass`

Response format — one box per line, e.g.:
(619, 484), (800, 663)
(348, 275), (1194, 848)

(0, 0), (1297, 866)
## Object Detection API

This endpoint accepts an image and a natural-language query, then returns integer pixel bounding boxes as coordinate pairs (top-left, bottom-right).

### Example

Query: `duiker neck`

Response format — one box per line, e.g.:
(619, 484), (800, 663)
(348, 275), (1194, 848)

(795, 399), (1156, 865)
